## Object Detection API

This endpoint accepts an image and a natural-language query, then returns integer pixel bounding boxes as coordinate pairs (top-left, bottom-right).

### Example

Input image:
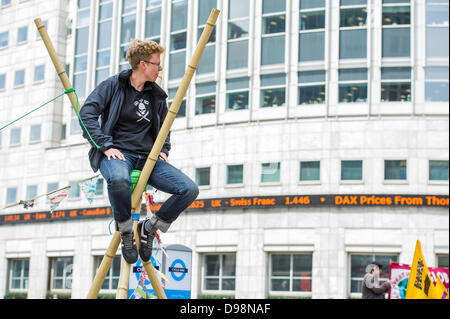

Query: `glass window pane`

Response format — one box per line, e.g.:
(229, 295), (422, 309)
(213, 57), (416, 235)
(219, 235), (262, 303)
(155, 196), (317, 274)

(300, 0), (325, 10)
(14, 69), (25, 86)
(381, 67), (411, 80)
(95, 178), (104, 195)
(339, 84), (368, 103)
(222, 255), (236, 276)
(6, 187), (17, 204)
(169, 51), (186, 80)
(299, 31), (325, 62)
(271, 278), (290, 291)
(261, 73), (285, 87)
(425, 66), (449, 80)
(381, 83), (411, 102)
(261, 36), (285, 65)
(77, 9), (90, 26)
(263, 0), (285, 13)
(205, 255), (220, 276)
(299, 70), (326, 83)
(429, 160), (449, 181)
(293, 254), (312, 276)
(425, 82), (449, 102)
(229, 0), (249, 19)
(171, 0), (187, 31)
(339, 68), (367, 81)
(0, 31), (8, 47)
(0, 74), (5, 90)
(261, 163), (280, 182)
(341, 0), (366, 5)
(340, 29), (367, 59)
(293, 278), (312, 292)
(69, 182), (80, 198)
(382, 28), (410, 57)
(261, 87), (285, 107)
(426, 5), (449, 25)
(205, 278), (219, 290)
(199, 0), (217, 23)
(272, 254), (290, 276)
(341, 160), (363, 180)
(299, 85), (326, 104)
(26, 185), (38, 198)
(300, 11), (325, 30)
(227, 91), (249, 110)
(196, 167), (211, 185)
(196, 96), (216, 114)
(75, 27), (89, 55)
(196, 82), (216, 95)
(145, 8), (161, 38)
(73, 73), (87, 99)
(122, 0), (136, 14)
(96, 68), (110, 86)
(426, 27), (449, 58)
(228, 20), (249, 39)
(30, 124), (41, 141)
(340, 8), (367, 27)
(10, 127), (21, 144)
(300, 161), (320, 181)
(227, 165), (243, 184)
(97, 21), (112, 49)
(99, 2), (113, 20)
(171, 32), (187, 50)
(17, 26), (27, 43)
(222, 279), (235, 291)
(227, 40), (248, 69)
(437, 255), (449, 268)
(34, 65), (45, 82)
(227, 77), (249, 90)
(75, 55), (88, 72)
(96, 50), (110, 68)
(382, 6), (410, 25)
(121, 15), (136, 43)
(385, 160), (407, 180)
(262, 15), (286, 34)
(383, 0), (410, 3)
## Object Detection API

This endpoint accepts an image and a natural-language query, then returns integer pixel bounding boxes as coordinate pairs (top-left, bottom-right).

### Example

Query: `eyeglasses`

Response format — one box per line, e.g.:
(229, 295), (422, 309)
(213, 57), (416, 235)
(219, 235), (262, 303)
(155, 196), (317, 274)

(143, 60), (161, 67)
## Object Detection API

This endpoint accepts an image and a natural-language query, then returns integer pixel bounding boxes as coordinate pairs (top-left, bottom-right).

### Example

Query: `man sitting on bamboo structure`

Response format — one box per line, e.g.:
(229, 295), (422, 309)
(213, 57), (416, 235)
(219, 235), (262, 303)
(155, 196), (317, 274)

(79, 40), (199, 264)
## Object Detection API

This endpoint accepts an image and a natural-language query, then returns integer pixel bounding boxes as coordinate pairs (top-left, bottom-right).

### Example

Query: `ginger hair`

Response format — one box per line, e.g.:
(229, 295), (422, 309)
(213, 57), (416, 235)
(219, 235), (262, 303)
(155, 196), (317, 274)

(126, 40), (165, 70)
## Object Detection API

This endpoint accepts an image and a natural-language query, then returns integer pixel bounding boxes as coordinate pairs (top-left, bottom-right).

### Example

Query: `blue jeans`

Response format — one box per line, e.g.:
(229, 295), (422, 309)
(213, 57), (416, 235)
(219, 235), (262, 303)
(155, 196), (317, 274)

(99, 150), (199, 223)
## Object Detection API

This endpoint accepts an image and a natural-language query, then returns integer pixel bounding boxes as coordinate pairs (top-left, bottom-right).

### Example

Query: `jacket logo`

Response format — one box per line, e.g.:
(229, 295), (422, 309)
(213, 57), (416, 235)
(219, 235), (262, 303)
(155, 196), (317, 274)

(135, 99), (150, 122)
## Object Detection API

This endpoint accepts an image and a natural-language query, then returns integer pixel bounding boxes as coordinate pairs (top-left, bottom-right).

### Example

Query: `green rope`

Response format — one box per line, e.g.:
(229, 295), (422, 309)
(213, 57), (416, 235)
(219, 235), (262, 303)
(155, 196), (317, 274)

(0, 88), (100, 150)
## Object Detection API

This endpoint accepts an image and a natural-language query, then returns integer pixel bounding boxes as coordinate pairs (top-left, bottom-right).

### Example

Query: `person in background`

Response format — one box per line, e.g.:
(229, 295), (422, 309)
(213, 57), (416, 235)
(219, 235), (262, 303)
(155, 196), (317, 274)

(361, 261), (391, 299)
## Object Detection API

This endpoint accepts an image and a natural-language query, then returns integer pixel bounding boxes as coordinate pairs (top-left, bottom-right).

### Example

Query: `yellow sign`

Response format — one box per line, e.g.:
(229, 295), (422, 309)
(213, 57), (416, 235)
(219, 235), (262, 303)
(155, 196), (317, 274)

(406, 240), (449, 299)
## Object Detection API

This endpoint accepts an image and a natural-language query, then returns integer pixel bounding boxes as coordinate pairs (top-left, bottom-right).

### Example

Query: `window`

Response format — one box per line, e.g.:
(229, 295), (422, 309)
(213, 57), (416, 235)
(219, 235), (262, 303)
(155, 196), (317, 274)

(226, 77), (249, 111)
(47, 182), (59, 194)
(269, 253), (312, 294)
(29, 124), (41, 142)
(341, 160), (363, 181)
(10, 127), (21, 145)
(426, 0), (449, 59)
(145, 0), (162, 43)
(381, 67), (411, 102)
(168, 88), (186, 118)
(195, 82), (216, 115)
(339, 0), (367, 59)
(196, 167), (211, 186)
(35, 20), (48, 39)
(94, 255), (120, 290)
(0, 73), (5, 90)
(202, 254), (236, 292)
(118, 0), (136, 71)
(26, 185), (38, 199)
(95, 0), (113, 86)
(298, 70), (326, 105)
(300, 161), (320, 181)
(50, 257), (73, 292)
(227, 0), (249, 70)
(17, 26), (28, 43)
(261, 162), (280, 183)
(33, 65), (45, 82)
(385, 160), (407, 180)
(299, 0), (325, 62)
(8, 259), (29, 292)
(226, 164), (243, 184)
(260, 73), (286, 108)
(74, 1), (90, 98)
(1, 0), (12, 7)
(14, 69), (25, 87)
(68, 181), (80, 198)
(429, 160), (449, 181)
(382, 0), (411, 58)
(437, 255), (449, 269)
(350, 254), (398, 294)
(261, 0), (285, 66)
(169, 0), (187, 79)
(425, 67), (449, 102)
(0, 31), (8, 48)
(95, 178), (104, 196)
(6, 187), (17, 205)
(197, 0), (217, 74)
(338, 68), (368, 103)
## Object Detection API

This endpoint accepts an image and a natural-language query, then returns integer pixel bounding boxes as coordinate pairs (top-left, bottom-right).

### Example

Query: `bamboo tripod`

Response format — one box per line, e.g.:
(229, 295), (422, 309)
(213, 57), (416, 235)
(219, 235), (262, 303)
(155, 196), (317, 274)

(35, 8), (220, 299)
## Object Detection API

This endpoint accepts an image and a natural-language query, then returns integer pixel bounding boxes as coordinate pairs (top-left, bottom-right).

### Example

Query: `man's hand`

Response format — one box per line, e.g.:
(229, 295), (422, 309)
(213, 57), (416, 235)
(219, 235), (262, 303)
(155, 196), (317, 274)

(159, 152), (169, 163)
(104, 148), (125, 161)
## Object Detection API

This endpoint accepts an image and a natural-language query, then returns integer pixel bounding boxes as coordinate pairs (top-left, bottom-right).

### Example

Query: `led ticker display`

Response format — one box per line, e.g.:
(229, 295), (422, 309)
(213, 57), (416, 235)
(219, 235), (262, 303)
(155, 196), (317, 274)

(1, 194), (448, 226)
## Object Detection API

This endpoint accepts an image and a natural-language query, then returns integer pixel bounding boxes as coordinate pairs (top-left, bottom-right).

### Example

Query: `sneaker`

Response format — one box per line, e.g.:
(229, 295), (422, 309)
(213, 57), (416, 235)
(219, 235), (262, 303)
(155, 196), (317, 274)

(119, 231), (139, 264)
(138, 219), (156, 262)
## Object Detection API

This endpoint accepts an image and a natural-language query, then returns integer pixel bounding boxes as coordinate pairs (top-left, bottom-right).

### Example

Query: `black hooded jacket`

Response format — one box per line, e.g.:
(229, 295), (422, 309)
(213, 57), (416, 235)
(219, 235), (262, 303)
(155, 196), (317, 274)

(79, 69), (171, 172)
